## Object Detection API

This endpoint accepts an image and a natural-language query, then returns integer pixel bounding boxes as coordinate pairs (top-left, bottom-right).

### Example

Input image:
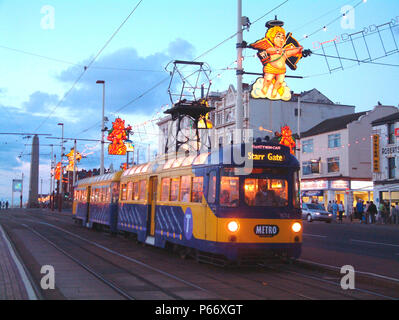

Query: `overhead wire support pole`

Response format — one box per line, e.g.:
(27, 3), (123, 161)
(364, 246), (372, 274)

(236, 0), (244, 135)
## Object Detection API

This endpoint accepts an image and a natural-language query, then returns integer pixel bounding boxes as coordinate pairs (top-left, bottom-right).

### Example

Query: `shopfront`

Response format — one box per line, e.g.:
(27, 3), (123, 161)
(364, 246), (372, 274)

(301, 179), (374, 214)
(300, 180), (328, 207)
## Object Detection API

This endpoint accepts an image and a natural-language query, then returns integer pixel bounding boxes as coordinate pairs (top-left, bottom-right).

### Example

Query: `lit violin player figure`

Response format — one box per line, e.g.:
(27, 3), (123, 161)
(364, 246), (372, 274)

(249, 25), (303, 100)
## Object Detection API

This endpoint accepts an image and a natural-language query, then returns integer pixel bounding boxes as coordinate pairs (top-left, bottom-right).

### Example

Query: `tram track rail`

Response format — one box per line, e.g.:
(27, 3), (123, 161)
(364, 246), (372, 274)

(258, 263), (398, 300)
(2, 211), (398, 300)
(3, 214), (216, 300)
(22, 224), (135, 300)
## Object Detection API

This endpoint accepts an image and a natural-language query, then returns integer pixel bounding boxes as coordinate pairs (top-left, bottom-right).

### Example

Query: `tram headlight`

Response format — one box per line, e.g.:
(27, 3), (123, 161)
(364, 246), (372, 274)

(227, 221), (239, 233)
(292, 222), (302, 233)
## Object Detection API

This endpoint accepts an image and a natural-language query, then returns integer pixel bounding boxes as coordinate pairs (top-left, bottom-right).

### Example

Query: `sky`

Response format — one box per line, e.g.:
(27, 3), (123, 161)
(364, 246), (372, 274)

(0, 0), (398, 204)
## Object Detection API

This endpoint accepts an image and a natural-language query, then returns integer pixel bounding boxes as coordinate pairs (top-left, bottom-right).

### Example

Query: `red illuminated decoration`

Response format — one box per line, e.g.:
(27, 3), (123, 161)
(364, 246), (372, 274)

(55, 162), (62, 180)
(107, 118), (132, 156)
(278, 126), (296, 155)
(248, 17), (304, 101)
(66, 148), (82, 171)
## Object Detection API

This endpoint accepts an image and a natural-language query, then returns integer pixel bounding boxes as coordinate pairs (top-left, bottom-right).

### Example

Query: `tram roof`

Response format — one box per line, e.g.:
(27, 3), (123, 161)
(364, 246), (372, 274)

(74, 171), (122, 187)
(120, 142), (298, 179)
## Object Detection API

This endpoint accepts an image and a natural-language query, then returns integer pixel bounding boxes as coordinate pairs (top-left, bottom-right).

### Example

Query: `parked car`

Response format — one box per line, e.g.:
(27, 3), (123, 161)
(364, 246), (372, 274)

(302, 203), (332, 223)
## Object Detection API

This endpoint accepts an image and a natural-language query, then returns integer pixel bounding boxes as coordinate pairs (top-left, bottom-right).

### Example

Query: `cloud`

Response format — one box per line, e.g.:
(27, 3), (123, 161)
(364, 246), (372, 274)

(22, 91), (59, 113)
(0, 39), (197, 201)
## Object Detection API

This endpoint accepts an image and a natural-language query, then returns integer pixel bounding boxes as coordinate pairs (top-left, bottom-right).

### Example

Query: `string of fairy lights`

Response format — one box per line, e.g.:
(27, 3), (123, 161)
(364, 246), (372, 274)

(5, 0), (399, 175)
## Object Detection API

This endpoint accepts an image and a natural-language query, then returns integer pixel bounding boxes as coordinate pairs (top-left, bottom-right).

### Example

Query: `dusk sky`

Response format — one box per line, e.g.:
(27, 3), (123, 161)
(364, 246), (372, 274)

(0, 0), (398, 203)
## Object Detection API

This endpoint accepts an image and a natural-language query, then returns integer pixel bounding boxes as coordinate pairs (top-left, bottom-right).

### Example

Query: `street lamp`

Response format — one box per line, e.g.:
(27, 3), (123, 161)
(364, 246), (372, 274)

(96, 80), (105, 175)
(57, 122), (64, 212)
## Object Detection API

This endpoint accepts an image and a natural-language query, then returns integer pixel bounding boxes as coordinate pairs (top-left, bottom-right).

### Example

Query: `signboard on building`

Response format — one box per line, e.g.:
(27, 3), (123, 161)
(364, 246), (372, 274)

(351, 181), (373, 190)
(330, 180), (349, 190)
(301, 180), (328, 190)
(372, 134), (380, 173)
(395, 128), (399, 137)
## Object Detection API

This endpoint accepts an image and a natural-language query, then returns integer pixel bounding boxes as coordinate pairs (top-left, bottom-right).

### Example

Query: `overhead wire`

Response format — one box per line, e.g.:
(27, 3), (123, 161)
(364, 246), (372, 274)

(77, 0), (292, 138)
(33, 0), (144, 133)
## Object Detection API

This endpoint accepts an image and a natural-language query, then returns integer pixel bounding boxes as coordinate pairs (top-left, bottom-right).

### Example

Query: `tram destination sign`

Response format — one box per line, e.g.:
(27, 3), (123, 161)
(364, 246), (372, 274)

(254, 225), (279, 237)
(247, 151), (286, 162)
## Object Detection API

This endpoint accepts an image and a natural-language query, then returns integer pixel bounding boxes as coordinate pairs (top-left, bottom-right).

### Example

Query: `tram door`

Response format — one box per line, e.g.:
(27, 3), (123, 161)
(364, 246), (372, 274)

(148, 177), (158, 237)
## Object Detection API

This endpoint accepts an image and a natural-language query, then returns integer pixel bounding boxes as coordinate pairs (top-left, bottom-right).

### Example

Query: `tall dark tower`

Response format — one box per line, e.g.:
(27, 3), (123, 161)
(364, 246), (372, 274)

(28, 134), (39, 207)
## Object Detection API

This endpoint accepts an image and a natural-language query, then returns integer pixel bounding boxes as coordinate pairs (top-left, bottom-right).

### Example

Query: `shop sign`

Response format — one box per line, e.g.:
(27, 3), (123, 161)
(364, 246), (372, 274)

(351, 181), (373, 190)
(395, 128), (399, 137)
(330, 180), (349, 189)
(302, 190), (323, 197)
(301, 180), (328, 190)
(372, 134), (380, 173)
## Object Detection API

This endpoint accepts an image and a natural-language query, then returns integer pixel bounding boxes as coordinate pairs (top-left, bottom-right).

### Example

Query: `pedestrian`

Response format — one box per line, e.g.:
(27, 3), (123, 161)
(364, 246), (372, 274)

(338, 201), (345, 223)
(395, 202), (399, 225)
(365, 201), (370, 224)
(332, 200), (338, 222)
(356, 199), (364, 223)
(378, 201), (385, 224)
(390, 205), (395, 224)
(327, 201), (332, 213)
(5, 200), (8, 210)
(367, 201), (377, 224)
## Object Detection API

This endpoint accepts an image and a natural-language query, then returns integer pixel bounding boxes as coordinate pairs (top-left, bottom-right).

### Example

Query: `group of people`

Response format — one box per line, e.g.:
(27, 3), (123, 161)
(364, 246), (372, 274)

(354, 199), (399, 225)
(0, 200), (9, 210)
(326, 200), (345, 223)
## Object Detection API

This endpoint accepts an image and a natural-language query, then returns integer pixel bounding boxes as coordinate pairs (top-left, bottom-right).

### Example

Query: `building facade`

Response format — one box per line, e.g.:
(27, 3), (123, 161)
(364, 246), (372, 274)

(298, 105), (398, 213)
(371, 112), (399, 206)
(157, 85), (356, 155)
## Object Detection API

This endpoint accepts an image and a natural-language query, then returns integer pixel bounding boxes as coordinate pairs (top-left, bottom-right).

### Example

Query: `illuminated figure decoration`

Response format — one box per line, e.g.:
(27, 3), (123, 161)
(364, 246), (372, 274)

(66, 148), (82, 171)
(277, 125), (296, 155)
(248, 17), (304, 101)
(195, 99), (213, 129)
(107, 117), (132, 156)
(55, 162), (62, 180)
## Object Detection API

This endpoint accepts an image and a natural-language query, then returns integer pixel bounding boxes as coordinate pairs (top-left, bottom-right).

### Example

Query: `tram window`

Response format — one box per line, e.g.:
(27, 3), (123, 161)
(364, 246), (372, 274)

(244, 178), (288, 207)
(139, 180), (147, 200)
(220, 177), (239, 207)
(161, 178), (170, 201)
(192, 177), (204, 203)
(180, 176), (191, 202)
(121, 184), (127, 201)
(133, 182), (139, 200)
(208, 171), (217, 204)
(99, 188), (104, 202)
(105, 187), (110, 202)
(170, 178), (180, 202)
(127, 182), (133, 200)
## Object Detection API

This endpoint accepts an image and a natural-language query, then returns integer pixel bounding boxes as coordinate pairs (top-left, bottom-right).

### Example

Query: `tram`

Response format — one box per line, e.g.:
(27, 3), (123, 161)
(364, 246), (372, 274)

(73, 141), (302, 265)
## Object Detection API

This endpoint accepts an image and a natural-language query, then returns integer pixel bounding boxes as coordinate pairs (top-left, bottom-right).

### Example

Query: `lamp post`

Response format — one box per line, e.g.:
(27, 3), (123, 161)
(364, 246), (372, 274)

(58, 122), (64, 212)
(96, 80), (105, 175)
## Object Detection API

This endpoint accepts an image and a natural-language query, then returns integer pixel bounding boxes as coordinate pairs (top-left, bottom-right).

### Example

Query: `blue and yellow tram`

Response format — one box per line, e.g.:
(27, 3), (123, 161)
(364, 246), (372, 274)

(73, 172), (122, 231)
(73, 142), (302, 264)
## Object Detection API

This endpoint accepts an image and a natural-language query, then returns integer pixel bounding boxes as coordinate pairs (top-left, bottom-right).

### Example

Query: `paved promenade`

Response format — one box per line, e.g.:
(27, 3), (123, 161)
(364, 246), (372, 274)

(0, 223), (36, 300)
